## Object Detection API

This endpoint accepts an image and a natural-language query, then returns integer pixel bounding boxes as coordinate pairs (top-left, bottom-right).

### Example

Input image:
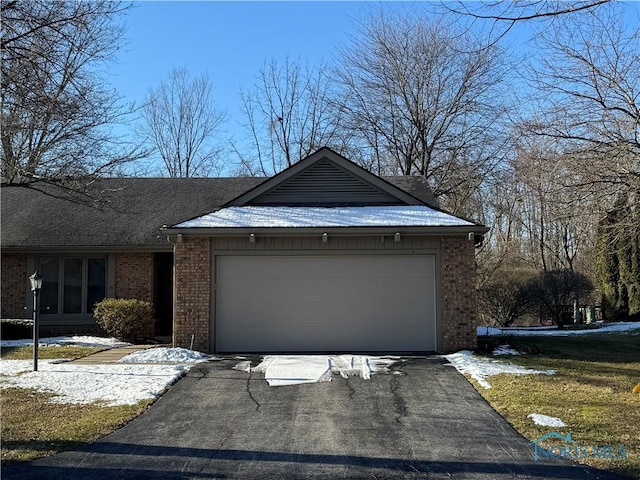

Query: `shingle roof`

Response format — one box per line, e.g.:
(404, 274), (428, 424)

(1, 176), (438, 249)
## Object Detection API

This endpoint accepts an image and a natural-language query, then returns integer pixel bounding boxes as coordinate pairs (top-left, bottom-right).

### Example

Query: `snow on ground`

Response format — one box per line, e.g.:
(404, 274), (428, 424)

(528, 413), (567, 427)
(0, 360), (188, 406)
(248, 355), (400, 386)
(478, 321), (640, 337)
(0, 336), (130, 348)
(445, 350), (555, 389)
(493, 345), (520, 355)
(0, 336), (200, 406)
(233, 360), (251, 373)
(118, 347), (210, 364)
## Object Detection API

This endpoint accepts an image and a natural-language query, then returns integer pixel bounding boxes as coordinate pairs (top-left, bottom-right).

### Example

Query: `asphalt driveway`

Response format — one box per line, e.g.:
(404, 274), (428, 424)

(2, 356), (631, 480)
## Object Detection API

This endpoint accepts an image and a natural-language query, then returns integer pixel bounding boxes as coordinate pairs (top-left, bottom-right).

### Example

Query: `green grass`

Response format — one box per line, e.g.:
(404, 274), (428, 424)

(475, 331), (640, 478)
(1, 344), (150, 465)
(1, 345), (103, 360)
(1, 389), (150, 464)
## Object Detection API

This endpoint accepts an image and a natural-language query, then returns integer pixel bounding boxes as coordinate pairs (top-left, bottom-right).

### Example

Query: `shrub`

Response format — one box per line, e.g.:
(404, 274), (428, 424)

(528, 269), (594, 327)
(93, 298), (154, 342)
(0, 319), (33, 340)
(479, 270), (537, 327)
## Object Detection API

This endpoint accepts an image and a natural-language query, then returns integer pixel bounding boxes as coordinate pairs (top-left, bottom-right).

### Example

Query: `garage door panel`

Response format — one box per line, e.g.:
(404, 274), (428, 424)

(221, 278), (434, 304)
(220, 278), (430, 304)
(215, 255), (437, 352)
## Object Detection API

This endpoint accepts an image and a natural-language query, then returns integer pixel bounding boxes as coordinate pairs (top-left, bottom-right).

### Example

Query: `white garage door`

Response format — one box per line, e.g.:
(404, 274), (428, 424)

(214, 255), (437, 352)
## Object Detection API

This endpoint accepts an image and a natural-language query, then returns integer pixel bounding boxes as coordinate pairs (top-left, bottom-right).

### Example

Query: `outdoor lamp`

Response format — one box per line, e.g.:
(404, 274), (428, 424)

(29, 271), (43, 371)
(29, 271), (43, 292)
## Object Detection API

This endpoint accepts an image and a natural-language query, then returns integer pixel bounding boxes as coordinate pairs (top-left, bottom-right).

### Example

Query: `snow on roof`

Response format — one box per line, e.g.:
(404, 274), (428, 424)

(174, 205), (475, 229)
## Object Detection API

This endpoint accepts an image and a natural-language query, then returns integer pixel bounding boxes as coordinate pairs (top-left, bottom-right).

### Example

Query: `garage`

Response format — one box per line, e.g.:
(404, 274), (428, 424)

(214, 254), (437, 353)
(168, 147), (486, 354)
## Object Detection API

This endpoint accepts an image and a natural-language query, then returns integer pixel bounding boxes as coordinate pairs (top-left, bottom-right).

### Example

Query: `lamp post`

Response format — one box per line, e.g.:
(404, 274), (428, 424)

(29, 272), (43, 372)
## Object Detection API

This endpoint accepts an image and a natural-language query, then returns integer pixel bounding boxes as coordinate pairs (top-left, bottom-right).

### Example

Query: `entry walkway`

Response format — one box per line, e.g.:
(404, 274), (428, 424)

(71, 345), (158, 364)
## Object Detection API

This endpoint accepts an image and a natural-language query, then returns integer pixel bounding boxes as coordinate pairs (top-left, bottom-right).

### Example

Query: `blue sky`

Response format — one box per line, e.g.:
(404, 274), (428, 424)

(111, 2), (389, 141)
(109, 1), (638, 172)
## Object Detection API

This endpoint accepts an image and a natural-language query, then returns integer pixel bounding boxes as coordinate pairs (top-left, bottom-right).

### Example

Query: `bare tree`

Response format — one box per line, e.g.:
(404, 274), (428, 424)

(140, 68), (226, 177)
(233, 57), (348, 176)
(1, 0), (144, 187)
(336, 12), (511, 214)
(446, 1), (611, 22)
(525, 7), (639, 200)
(442, 1), (612, 45)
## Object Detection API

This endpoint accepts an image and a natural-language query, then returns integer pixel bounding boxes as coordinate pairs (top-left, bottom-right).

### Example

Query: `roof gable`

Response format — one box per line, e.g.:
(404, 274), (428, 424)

(227, 147), (423, 207)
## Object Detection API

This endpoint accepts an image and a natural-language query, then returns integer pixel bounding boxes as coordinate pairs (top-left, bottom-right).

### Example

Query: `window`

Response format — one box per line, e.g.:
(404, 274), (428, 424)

(39, 257), (107, 315)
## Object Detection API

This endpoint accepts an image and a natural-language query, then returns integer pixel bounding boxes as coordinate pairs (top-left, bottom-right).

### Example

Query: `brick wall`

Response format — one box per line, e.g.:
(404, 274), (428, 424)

(40, 324), (107, 337)
(171, 234), (478, 354)
(440, 235), (478, 352)
(115, 252), (153, 302)
(114, 252), (155, 339)
(1, 253), (28, 319)
(173, 237), (210, 352)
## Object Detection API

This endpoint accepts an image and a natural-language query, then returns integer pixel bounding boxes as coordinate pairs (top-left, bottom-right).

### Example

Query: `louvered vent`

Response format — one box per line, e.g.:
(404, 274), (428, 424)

(248, 159), (403, 206)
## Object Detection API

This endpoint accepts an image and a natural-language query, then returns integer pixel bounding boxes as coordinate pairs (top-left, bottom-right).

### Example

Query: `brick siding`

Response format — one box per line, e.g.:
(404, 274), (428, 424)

(114, 252), (155, 339)
(1, 253), (28, 319)
(441, 235), (478, 352)
(40, 324), (107, 337)
(115, 252), (154, 302)
(173, 234), (478, 354)
(173, 237), (210, 352)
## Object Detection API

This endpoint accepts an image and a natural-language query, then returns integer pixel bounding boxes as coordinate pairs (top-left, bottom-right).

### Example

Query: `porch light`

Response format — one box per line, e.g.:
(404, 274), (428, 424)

(29, 271), (43, 291)
(29, 271), (43, 372)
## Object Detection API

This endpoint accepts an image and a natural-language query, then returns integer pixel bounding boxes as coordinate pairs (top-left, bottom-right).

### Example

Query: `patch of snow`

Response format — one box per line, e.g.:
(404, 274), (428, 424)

(118, 347), (209, 364)
(445, 350), (555, 389)
(250, 355), (400, 387)
(0, 336), (130, 348)
(175, 205), (474, 229)
(0, 360), (34, 377)
(477, 322), (640, 337)
(0, 360), (188, 406)
(253, 355), (332, 386)
(493, 345), (520, 356)
(233, 361), (252, 373)
(528, 413), (567, 427)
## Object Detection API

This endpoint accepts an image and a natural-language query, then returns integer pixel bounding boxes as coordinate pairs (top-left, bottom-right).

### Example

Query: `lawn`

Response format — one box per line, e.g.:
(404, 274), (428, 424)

(475, 331), (640, 478)
(1, 345), (102, 361)
(0, 345), (151, 465)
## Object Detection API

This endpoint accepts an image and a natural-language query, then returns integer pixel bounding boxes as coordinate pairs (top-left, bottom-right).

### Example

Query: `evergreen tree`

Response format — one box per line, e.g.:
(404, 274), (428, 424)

(596, 193), (640, 320)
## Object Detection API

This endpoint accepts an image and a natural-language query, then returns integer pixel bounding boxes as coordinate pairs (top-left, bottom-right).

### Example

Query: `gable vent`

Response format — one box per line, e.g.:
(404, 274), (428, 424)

(248, 159), (405, 206)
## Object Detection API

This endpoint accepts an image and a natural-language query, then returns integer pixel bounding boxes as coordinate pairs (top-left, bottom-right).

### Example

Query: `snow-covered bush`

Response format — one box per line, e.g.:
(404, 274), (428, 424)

(93, 298), (154, 342)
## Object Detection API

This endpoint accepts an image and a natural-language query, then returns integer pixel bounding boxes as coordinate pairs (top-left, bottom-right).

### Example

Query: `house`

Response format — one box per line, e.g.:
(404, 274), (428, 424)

(1, 148), (488, 353)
